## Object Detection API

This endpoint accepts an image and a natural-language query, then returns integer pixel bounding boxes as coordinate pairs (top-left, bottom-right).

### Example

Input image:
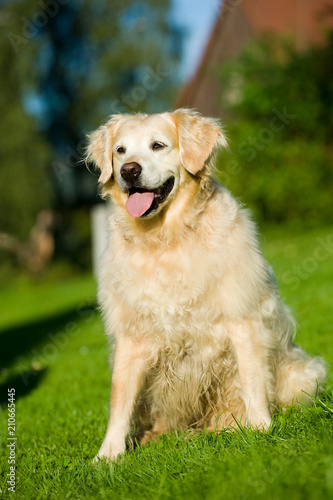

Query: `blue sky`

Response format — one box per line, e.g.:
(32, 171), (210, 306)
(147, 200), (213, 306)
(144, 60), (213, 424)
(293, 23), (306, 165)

(170, 0), (220, 81)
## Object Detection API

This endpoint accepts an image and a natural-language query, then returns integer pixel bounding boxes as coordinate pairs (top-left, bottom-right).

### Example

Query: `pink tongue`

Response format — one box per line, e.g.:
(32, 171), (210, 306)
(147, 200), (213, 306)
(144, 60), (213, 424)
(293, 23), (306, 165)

(126, 191), (155, 218)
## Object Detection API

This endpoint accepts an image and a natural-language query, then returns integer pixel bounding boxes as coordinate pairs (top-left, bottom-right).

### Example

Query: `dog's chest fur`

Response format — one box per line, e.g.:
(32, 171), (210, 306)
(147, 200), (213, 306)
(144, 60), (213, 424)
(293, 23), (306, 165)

(99, 190), (268, 351)
(100, 219), (225, 346)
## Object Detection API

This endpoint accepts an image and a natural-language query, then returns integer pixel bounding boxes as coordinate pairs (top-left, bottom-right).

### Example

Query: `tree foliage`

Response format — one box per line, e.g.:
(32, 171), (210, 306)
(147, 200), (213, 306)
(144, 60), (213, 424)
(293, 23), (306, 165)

(216, 32), (333, 225)
(0, 3), (51, 239)
(0, 0), (181, 247)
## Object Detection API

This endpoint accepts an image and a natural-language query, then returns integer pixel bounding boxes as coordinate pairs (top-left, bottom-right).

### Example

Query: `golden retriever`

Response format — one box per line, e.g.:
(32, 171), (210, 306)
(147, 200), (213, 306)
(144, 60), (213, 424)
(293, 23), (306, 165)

(86, 109), (326, 462)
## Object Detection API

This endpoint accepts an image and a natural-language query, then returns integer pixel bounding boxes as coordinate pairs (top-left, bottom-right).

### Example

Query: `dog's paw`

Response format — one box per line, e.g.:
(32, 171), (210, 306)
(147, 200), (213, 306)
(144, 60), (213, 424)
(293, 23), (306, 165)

(91, 441), (125, 465)
(247, 409), (271, 430)
(92, 454), (103, 466)
(91, 452), (116, 465)
(138, 430), (161, 446)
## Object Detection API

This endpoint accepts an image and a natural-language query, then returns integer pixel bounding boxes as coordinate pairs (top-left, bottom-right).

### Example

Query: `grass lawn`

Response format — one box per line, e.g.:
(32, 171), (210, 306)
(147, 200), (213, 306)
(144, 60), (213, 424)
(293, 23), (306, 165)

(0, 225), (332, 500)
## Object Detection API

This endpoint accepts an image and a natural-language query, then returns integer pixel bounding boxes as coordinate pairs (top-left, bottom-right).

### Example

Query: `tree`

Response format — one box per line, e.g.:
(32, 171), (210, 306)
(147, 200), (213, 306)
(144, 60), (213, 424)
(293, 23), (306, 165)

(216, 32), (333, 225)
(4, 0), (182, 209)
(0, 0), (182, 270)
(0, 2), (51, 240)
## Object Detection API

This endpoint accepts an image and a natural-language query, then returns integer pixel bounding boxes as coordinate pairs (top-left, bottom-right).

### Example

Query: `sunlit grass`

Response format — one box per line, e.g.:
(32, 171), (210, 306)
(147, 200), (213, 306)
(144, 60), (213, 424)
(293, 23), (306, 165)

(0, 226), (332, 500)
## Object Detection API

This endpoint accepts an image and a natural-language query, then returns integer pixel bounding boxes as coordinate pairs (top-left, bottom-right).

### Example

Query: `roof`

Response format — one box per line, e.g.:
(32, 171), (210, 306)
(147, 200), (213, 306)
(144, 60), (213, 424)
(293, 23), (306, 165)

(176, 0), (333, 116)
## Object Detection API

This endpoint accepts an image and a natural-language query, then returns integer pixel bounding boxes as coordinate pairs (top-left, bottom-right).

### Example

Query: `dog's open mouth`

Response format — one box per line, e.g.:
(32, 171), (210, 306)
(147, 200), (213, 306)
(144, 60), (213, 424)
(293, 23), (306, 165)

(126, 176), (175, 218)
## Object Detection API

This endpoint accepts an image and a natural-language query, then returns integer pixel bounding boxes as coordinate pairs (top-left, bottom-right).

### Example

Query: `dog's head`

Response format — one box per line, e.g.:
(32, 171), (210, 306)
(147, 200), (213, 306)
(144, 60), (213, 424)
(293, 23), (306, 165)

(86, 109), (227, 219)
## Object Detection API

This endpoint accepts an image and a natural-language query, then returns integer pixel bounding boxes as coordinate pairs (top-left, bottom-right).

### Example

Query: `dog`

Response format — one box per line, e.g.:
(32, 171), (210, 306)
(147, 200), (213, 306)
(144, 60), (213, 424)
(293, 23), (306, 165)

(86, 109), (326, 462)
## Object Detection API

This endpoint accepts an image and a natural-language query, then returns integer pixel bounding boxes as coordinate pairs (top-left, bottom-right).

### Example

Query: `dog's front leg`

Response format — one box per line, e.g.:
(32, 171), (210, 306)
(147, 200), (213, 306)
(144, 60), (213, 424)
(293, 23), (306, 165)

(228, 321), (271, 429)
(94, 336), (147, 462)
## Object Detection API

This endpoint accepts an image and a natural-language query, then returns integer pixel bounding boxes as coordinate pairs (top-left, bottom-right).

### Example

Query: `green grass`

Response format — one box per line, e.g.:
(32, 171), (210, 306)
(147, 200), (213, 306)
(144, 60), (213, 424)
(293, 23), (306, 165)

(0, 226), (333, 500)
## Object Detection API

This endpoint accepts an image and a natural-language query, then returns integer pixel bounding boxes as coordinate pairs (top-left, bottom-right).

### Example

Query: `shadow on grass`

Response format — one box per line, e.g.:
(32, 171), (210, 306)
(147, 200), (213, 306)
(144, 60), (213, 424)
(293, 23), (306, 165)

(0, 303), (97, 370)
(0, 367), (47, 405)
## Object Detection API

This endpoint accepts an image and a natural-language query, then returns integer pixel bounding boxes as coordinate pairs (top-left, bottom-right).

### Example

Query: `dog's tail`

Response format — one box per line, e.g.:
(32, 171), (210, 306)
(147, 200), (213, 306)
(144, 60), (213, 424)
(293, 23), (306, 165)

(276, 345), (327, 407)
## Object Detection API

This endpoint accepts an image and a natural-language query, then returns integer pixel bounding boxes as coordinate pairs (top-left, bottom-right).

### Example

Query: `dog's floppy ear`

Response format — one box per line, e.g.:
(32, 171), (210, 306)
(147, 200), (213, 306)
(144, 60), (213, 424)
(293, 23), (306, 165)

(172, 109), (227, 175)
(85, 115), (123, 184)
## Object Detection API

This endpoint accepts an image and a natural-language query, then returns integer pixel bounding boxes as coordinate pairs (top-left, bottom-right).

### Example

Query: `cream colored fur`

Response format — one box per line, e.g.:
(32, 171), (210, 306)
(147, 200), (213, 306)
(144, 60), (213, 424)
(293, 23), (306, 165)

(86, 109), (326, 462)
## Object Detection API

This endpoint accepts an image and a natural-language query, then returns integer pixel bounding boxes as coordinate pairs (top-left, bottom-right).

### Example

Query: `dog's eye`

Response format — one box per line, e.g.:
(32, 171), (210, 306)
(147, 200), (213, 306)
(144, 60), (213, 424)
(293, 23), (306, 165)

(151, 141), (166, 151)
(116, 146), (126, 154)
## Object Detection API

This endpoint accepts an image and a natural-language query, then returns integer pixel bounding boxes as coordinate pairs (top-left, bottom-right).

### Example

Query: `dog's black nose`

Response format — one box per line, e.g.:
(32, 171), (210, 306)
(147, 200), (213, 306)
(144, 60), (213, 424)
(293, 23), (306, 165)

(120, 162), (142, 182)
